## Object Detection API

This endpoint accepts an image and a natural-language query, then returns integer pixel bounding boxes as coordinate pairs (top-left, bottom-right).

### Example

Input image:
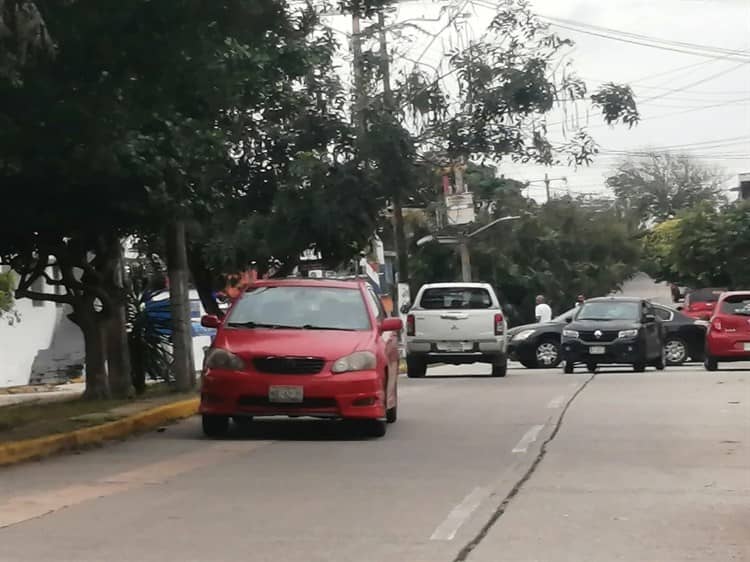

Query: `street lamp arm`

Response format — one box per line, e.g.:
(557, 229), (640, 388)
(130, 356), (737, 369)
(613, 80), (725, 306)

(467, 215), (521, 239)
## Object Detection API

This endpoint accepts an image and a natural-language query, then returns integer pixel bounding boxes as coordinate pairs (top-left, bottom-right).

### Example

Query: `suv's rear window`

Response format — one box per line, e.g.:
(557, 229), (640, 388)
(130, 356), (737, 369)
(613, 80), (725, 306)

(720, 294), (750, 316)
(686, 288), (725, 304)
(419, 287), (492, 310)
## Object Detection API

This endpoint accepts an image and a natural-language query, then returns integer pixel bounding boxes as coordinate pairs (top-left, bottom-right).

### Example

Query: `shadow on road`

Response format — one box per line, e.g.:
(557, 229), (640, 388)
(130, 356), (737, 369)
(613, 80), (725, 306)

(201, 418), (388, 442)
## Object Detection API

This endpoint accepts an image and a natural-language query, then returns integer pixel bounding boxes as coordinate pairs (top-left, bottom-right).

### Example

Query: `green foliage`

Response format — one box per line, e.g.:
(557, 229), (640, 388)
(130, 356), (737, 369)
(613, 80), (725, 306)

(606, 152), (726, 226)
(0, 269), (15, 317)
(640, 219), (682, 282)
(127, 290), (174, 394)
(644, 202), (750, 289)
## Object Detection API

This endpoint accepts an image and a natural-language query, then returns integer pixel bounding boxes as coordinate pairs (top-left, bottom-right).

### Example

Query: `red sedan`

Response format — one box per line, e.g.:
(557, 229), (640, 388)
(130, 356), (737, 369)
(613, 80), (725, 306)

(704, 291), (750, 371)
(199, 278), (402, 437)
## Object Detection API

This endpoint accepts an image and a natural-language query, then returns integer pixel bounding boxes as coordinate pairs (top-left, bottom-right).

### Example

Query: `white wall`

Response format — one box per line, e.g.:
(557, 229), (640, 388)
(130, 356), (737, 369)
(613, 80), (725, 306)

(0, 279), (63, 388)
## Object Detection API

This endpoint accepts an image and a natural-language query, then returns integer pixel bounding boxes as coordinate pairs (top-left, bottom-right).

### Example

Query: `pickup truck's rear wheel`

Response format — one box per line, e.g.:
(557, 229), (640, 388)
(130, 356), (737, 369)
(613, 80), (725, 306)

(491, 356), (508, 377)
(406, 355), (427, 378)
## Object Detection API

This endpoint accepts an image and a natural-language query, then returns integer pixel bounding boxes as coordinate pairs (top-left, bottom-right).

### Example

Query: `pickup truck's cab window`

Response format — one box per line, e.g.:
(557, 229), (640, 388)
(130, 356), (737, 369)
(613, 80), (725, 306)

(419, 288), (492, 310)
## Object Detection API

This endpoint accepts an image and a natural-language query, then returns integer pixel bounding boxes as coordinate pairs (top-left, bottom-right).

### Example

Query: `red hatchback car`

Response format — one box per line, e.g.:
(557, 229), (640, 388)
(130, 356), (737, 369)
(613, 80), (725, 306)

(704, 291), (750, 371)
(199, 278), (402, 437)
(681, 288), (726, 321)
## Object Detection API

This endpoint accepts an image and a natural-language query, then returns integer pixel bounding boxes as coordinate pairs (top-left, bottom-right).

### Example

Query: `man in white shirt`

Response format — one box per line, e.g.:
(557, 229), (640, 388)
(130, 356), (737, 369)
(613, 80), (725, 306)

(535, 295), (552, 323)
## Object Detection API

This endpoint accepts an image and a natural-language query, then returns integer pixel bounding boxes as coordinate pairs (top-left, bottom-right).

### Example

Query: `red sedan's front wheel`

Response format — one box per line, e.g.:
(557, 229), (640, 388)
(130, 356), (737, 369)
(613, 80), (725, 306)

(202, 415), (229, 438)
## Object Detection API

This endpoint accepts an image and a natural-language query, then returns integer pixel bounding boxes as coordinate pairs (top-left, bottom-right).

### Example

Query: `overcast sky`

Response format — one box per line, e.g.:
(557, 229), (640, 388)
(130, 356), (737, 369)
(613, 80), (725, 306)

(325, 0), (749, 201)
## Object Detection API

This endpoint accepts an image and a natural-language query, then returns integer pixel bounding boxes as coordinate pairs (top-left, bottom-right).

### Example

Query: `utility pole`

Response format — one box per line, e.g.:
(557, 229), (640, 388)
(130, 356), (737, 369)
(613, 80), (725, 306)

(378, 9), (410, 289)
(544, 172), (551, 202)
(351, 11), (365, 136)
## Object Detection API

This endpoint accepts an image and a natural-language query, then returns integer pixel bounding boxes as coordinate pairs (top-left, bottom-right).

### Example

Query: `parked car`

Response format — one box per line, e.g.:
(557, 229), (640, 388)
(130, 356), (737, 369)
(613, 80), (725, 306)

(561, 297), (665, 373)
(509, 303), (706, 369)
(199, 278), (402, 438)
(507, 308), (576, 368)
(404, 282), (508, 378)
(680, 288), (727, 321)
(704, 291), (750, 371)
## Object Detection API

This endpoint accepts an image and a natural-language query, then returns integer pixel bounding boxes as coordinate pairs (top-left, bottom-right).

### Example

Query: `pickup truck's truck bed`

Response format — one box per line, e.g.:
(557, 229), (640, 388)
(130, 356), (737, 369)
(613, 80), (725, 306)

(405, 283), (508, 377)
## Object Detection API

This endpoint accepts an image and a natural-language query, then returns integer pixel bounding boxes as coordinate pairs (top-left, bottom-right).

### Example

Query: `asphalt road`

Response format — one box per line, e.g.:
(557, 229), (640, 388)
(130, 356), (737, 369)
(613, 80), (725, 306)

(1, 362), (748, 562)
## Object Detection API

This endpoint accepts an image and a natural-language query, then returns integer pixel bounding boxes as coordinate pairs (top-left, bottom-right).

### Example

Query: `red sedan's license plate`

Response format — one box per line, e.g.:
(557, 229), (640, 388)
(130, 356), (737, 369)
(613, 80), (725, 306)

(744, 343), (750, 352)
(589, 346), (605, 355)
(268, 386), (303, 403)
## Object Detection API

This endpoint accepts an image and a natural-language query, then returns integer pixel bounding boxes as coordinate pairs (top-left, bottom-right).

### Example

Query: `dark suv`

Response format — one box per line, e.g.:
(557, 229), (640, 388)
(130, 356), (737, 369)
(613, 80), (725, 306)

(561, 297), (666, 373)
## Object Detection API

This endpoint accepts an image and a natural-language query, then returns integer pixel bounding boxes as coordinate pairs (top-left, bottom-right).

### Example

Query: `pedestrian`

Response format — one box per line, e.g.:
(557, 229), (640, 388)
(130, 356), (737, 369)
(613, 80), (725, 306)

(575, 294), (585, 308)
(535, 295), (552, 323)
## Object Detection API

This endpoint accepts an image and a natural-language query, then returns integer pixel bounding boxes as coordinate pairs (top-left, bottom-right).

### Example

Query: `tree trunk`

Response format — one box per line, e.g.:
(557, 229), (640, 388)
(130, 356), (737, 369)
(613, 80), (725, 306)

(188, 246), (221, 317)
(76, 303), (110, 400)
(106, 244), (134, 399)
(106, 306), (134, 398)
(166, 220), (195, 392)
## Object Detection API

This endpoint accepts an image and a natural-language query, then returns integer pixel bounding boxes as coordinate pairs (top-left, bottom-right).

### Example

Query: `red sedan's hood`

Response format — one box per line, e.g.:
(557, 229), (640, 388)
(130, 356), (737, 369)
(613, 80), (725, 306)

(214, 328), (375, 361)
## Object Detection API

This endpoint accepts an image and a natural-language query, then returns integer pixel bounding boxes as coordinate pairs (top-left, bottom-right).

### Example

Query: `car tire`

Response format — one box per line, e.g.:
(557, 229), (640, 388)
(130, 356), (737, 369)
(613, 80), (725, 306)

(386, 383), (397, 423)
(406, 355), (427, 378)
(202, 415), (229, 438)
(491, 356), (508, 377)
(664, 337), (688, 366)
(633, 362), (646, 373)
(586, 363), (597, 373)
(563, 361), (574, 374)
(519, 358), (538, 369)
(704, 355), (719, 371)
(361, 419), (387, 438)
(535, 340), (561, 368)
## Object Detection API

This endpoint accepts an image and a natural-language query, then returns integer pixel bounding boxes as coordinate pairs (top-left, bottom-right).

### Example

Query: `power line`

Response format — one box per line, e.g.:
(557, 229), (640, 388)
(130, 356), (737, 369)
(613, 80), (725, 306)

(538, 15), (750, 60)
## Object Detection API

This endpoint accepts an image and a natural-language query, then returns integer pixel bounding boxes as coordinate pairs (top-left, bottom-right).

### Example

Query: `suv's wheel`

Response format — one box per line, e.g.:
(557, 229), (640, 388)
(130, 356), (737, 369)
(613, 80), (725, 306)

(704, 355), (719, 371)
(491, 356), (508, 377)
(406, 355), (427, 378)
(202, 415), (229, 438)
(664, 337), (687, 366)
(535, 340), (561, 368)
(563, 361), (575, 374)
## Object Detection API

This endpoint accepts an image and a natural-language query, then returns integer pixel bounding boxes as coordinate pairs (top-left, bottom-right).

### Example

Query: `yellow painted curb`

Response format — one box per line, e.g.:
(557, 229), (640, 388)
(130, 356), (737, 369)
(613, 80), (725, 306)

(0, 398), (199, 467)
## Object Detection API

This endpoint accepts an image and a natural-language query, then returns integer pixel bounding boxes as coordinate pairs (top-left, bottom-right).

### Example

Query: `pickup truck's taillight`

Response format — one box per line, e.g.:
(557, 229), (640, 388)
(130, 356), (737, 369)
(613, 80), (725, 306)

(494, 313), (504, 335)
(711, 317), (723, 332)
(406, 314), (415, 336)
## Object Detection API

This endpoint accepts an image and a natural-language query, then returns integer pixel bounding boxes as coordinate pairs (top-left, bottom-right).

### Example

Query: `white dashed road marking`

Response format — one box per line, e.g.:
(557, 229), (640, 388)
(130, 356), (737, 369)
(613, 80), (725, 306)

(430, 487), (489, 541)
(512, 424), (545, 453)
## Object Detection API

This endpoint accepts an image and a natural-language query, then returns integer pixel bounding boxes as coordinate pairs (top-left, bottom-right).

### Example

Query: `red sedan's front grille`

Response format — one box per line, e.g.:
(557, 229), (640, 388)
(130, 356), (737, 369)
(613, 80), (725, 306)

(252, 356), (325, 375)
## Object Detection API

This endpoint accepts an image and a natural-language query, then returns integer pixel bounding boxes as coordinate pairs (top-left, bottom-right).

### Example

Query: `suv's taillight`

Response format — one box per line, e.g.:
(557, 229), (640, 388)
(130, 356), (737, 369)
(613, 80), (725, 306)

(711, 317), (723, 332)
(406, 314), (415, 336)
(494, 313), (504, 335)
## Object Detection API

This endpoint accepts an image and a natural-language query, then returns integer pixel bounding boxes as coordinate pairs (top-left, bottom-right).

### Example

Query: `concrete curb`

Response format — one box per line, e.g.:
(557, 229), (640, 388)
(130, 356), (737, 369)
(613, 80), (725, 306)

(0, 398), (199, 467)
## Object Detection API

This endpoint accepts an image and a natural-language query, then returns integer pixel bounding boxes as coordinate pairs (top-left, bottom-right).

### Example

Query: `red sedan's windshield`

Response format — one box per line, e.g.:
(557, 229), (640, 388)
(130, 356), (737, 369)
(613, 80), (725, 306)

(226, 286), (371, 331)
(721, 294), (750, 316)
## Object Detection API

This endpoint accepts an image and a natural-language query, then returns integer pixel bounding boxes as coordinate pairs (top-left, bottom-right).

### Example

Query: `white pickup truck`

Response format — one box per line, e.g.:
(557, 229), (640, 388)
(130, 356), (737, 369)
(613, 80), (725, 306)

(404, 282), (508, 378)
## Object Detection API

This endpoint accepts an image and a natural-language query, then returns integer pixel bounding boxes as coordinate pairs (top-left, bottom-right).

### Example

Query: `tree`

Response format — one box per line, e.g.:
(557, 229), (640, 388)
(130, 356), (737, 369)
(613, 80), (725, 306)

(606, 152), (726, 226)
(644, 202), (750, 289)
(1, 1), (353, 397)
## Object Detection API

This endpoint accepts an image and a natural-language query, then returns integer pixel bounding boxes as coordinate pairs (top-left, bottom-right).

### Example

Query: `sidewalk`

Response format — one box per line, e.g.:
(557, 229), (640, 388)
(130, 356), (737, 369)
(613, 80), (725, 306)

(0, 382), (85, 408)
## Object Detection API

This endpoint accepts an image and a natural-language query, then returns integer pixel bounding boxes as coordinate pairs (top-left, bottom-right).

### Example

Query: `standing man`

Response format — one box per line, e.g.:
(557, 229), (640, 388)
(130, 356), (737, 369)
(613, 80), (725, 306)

(575, 294), (585, 308)
(535, 295), (552, 323)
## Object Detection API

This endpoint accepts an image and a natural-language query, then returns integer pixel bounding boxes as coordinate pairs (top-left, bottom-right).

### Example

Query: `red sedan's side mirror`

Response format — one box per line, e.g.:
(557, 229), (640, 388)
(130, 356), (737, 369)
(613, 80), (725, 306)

(201, 314), (221, 329)
(380, 318), (403, 333)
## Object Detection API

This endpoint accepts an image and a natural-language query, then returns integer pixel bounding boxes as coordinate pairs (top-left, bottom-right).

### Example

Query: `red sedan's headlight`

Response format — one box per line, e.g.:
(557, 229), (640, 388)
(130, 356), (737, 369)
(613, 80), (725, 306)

(331, 351), (377, 374)
(204, 348), (246, 371)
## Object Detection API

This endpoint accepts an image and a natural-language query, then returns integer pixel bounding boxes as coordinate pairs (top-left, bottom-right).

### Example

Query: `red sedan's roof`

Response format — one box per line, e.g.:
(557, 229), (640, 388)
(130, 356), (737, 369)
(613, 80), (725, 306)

(248, 278), (367, 291)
